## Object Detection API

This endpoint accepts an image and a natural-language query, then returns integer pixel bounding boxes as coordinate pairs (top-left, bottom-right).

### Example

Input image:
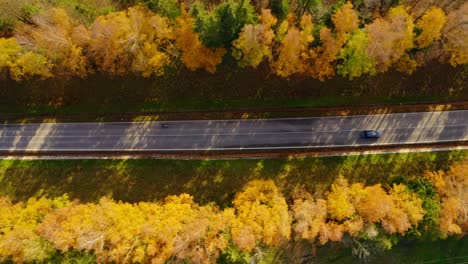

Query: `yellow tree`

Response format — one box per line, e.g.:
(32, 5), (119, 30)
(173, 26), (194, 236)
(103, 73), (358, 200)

(292, 190), (327, 242)
(37, 202), (108, 256)
(98, 199), (150, 263)
(273, 14), (314, 77)
(326, 176), (356, 221)
(366, 5), (415, 73)
(395, 53), (418, 74)
(343, 217), (364, 236)
(39, 194), (217, 264)
(415, 7), (447, 48)
(352, 184), (393, 224)
(9, 52), (53, 81)
(175, 11), (226, 73)
(231, 180), (291, 252)
(0, 37), (52, 80)
(441, 2), (468, 66)
(332, 2), (360, 43)
(232, 9), (277, 68)
(424, 163), (467, 199)
(41, 198), (152, 263)
(0, 196), (68, 263)
(337, 29), (376, 79)
(389, 184), (425, 227)
(308, 2), (359, 80)
(89, 8), (138, 75)
(139, 14), (176, 77)
(445, 163), (467, 200)
(381, 184), (424, 234)
(318, 221), (344, 245)
(351, 183), (424, 235)
(275, 19), (289, 42)
(273, 27), (303, 77)
(15, 8), (88, 78)
(423, 170), (446, 197)
(89, 6), (172, 77)
(140, 194), (232, 264)
(119, 194), (198, 264)
(439, 197), (464, 236)
(381, 206), (411, 234)
(425, 162), (467, 237)
(308, 27), (342, 80)
(173, 206), (234, 263)
(0, 38), (20, 69)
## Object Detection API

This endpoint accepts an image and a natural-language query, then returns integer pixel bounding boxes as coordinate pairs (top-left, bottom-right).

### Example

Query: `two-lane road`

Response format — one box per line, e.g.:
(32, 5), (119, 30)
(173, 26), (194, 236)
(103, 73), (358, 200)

(0, 110), (467, 152)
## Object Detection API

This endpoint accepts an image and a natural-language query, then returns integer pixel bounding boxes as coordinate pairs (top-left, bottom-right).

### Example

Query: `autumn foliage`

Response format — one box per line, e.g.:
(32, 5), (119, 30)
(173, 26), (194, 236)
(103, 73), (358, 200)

(1, 162), (466, 263)
(233, 9), (277, 68)
(231, 180), (291, 251)
(0, 1), (465, 81)
(424, 162), (467, 237)
(175, 10), (226, 73)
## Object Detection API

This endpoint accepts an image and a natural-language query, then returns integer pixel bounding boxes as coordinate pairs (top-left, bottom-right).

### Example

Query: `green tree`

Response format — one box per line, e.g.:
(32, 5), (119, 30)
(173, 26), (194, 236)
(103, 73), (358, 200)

(294, 0), (322, 18)
(175, 10), (226, 73)
(53, 0), (116, 25)
(424, 163), (467, 238)
(191, 0), (256, 48)
(146, 0), (181, 19)
(270, 0), (289, 21)
(337, 29), (375, 79)
(408, 178), (441, 237)
(0, 0), (41, 33)
(308, 2), (359, 80)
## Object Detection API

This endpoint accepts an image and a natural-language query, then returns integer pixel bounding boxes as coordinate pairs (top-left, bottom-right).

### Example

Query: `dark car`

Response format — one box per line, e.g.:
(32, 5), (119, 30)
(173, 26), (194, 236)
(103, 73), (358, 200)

(360, 130), (381, 138)
(161, 124), (169, 128)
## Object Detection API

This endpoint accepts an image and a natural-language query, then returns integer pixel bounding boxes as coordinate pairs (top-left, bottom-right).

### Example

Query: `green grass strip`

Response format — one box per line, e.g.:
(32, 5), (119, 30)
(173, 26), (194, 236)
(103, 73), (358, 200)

(0, 150), (465, 205)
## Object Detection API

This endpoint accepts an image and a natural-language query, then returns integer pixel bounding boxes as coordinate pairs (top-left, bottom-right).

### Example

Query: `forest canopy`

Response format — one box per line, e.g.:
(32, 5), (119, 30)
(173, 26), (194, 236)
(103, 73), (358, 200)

(0, 162), (466, 263)
(0, 0), (466, 81)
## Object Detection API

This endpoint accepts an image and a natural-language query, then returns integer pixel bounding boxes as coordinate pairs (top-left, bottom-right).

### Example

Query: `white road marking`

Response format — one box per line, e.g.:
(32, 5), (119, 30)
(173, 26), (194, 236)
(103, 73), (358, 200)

(0, 125), (466, 138)
(1, 109), (467, 125)
(1, 110), (466, 153)
(1, 139), (466, 152)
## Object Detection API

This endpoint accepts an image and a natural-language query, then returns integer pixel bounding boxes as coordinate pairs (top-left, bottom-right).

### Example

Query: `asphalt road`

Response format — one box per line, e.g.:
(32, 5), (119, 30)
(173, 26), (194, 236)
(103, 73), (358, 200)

(1, 110), (467, 152)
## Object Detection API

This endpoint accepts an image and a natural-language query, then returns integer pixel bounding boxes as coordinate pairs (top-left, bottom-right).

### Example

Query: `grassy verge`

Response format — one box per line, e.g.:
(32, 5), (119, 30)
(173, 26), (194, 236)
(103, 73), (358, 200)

(1, 100), (466, 124)
(0, 95), (463, 117)
(0, 150), (465, 205)
(0, 63), (466, 122)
